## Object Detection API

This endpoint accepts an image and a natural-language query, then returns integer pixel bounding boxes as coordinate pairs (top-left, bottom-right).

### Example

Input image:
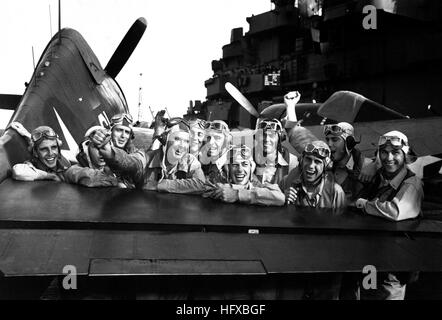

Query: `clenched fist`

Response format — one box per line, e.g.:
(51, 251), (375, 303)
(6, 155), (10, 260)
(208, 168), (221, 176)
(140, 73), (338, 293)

(204, 184), (239, 203)
(285, 187), (298, 205)
(284, 91), (301, 123)
(284, 91), (301, 107)
(90, 128), (112, 157)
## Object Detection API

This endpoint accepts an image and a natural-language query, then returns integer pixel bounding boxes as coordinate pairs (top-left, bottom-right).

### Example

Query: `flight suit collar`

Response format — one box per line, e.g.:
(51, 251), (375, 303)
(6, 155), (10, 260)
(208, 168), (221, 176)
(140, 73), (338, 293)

(380, 166), (408, 190)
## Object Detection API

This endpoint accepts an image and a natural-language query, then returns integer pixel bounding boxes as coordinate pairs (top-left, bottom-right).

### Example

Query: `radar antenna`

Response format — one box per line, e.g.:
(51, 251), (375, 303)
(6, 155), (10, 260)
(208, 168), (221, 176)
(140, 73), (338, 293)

(137, 73), (143, 122)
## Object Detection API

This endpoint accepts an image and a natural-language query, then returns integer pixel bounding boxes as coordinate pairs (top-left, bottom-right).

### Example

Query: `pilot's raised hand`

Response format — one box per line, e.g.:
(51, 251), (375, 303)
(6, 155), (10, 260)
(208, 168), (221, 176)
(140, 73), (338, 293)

(90, 128), (112, 158)
(284, 91), (301, 123)
(153, 110), (167, 138)
(284, 91), (301, 106)
(285, 187), (298, 205)
(9, 121), (31, 137)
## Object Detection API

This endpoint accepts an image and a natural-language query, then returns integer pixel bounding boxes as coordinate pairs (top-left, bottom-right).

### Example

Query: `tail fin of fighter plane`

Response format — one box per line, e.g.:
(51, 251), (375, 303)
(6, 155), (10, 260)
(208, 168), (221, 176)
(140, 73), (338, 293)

(0, 19), (147, 183)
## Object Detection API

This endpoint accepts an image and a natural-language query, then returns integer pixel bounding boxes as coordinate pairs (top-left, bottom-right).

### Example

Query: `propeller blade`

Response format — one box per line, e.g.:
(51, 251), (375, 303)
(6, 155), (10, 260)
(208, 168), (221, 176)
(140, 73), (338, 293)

(225, 82), (259, 118)
(105, 17), (147, 78)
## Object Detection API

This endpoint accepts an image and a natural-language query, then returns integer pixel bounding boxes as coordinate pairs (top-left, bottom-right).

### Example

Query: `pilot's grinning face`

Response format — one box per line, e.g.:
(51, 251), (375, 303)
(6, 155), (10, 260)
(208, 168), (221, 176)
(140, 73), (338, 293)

(205, 131), (225, 158)
(326, 135), (346, 163)
(111, 125), (131, 149)
(36, 139), (59, 169)
(230, 160), (251, 185)
(166, 131), (190, 164)
(302, 154), (324, 183)
(190, 127), (205, 154)
(379, 145), (405, 175)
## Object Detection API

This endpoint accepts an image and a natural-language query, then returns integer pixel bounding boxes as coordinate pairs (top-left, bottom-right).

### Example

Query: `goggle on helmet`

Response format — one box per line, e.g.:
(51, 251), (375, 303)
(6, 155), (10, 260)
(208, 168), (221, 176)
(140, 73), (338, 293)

(323, 123), (354, 139)
(378, 131), (410, 154)
(257, 119), (283, 132)
(110, 113), (133, 129)
(303, 142), (331, 159)
(204, 120), (230, 134)
(31, 126), (59, 144)
(189, 118), (207, 130)
(230, 145), (253, 163)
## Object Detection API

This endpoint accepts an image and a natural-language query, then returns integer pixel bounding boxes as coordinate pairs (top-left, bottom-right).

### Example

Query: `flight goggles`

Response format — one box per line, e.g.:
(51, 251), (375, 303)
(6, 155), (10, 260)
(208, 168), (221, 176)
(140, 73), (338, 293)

(258, 119), (283, 132)
(110, 113), (133, 127)
(378, 135), (408, 148)
(323, 124), (347, 136)
(232, 145), (252, 159)
(204, 121), (229, 133)
(189, 118), (206, 130)
(31, 128), (59, 143)
(303, 143), (330, 159)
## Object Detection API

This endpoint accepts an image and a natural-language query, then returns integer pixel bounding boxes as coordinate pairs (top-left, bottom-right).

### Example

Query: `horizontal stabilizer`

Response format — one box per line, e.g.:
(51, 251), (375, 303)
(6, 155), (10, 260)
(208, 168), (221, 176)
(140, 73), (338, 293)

(318, 91), (407, 123)
(0, 94), (21, 110)
(306, 116), (442, 158)
(260, 103), (323, 126)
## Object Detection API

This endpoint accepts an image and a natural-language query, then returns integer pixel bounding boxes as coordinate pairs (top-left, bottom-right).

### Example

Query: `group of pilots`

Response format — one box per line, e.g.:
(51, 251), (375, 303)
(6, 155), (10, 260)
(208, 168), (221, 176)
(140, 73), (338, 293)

(8, 91), (423, 300)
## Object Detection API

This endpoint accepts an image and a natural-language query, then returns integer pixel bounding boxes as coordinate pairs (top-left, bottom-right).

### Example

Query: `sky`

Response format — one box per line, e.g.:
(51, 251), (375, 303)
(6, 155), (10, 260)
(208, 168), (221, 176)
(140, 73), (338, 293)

(0, 0), (272, 128)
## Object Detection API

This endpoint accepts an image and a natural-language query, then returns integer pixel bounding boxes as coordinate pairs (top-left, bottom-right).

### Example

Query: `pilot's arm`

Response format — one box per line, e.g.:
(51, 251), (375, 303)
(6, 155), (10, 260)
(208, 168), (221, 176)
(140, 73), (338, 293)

(9, 122), (32, 147)
(287, 126), (318, 155)
(12, 162), (59, 181)
(278, 167), (300, 191)
(355, 177), (423, 221)
(64, 165), (119, 188)
(91, 129), (146, 188)
(103, 147), (146, 188)
(283, 91), (300, 129)
(237, 183), (286, 206)
(209, 183), (285, 206)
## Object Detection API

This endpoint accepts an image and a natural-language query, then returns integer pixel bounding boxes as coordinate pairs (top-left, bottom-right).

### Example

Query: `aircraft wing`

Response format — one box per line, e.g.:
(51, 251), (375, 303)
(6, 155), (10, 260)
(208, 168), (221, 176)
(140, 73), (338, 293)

(0, 179), (441, 277)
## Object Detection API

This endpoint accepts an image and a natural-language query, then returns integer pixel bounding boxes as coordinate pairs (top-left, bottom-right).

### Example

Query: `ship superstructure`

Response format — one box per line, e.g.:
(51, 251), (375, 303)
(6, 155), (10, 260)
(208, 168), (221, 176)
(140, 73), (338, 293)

(193, 0), (442, 128)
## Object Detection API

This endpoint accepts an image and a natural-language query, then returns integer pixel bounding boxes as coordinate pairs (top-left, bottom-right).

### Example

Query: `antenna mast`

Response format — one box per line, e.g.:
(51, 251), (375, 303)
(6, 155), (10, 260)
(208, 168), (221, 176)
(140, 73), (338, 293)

(137, 73), (143, 123)
(148, 106), (155, 121)
(32, 46), (36, 87)
(31, 47), (36, 70)
(58, 0), (61, 44)
(49, 4), (53, 38)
